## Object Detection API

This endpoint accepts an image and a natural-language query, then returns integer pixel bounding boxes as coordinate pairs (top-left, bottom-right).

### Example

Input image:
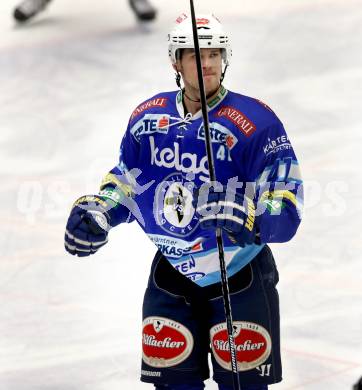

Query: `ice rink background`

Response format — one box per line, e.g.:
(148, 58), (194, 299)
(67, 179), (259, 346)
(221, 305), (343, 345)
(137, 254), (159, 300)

(0, 0), (361, 389)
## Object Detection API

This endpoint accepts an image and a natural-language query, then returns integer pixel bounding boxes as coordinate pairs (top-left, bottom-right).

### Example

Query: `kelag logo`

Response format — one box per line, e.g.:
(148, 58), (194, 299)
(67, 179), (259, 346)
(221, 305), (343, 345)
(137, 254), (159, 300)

(149, 137), (210, 182)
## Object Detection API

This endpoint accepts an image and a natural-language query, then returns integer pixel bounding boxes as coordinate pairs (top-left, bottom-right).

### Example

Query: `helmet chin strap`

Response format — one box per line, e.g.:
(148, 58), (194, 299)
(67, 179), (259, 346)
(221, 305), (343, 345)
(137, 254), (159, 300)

(221, 64), (228, 83)
(175, 72), (182, 89)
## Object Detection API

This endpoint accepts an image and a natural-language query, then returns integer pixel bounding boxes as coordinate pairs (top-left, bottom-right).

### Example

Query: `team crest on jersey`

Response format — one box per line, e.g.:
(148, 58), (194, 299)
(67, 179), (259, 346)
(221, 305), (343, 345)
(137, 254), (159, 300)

(210, 321), (272, 371)
(197, 122), (238, 149)
(142, 316), (194, 368)
(153, 172), (199, 237)
(131, 114), (170, 142)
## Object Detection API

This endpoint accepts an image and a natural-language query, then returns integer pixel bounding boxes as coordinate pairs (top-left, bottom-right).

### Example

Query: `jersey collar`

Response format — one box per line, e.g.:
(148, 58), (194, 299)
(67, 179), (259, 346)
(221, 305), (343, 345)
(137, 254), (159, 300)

(175, 85), (228, 119)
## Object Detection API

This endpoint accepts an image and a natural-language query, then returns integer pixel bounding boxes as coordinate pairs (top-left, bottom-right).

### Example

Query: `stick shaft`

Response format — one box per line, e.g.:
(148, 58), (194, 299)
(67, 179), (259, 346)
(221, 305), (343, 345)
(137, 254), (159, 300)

(188, 3), (241, 389)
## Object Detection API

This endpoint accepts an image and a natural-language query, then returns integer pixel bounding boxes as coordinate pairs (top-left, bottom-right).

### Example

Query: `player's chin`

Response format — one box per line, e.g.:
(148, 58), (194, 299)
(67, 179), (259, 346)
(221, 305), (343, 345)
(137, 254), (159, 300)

(204, 78), (219, 95)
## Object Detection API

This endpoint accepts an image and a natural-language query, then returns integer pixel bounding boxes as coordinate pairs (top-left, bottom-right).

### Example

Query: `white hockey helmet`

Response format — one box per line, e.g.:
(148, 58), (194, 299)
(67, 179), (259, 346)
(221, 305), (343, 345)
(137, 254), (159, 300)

(168, 13), (232, 66)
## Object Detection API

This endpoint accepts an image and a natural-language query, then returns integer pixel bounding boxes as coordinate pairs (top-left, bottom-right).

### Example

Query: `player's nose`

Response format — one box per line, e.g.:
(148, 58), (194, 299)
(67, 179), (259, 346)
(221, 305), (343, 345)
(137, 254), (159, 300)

(201, 57), (211, 68)
(200, 53), (213, 68)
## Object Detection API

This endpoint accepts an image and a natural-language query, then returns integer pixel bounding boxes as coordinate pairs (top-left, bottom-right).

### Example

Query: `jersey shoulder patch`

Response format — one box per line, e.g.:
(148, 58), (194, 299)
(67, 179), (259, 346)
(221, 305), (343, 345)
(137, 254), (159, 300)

(216, 104), (257, 138)
(129, 92), (176, 122)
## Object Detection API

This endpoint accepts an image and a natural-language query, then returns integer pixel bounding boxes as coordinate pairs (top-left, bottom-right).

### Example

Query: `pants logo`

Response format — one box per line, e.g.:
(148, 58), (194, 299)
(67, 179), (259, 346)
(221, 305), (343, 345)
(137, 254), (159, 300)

(210, 321), (272, 372)
(256, 364), (271, 377)
(142, 316), (194, 368)
(153, 319), (165, 333)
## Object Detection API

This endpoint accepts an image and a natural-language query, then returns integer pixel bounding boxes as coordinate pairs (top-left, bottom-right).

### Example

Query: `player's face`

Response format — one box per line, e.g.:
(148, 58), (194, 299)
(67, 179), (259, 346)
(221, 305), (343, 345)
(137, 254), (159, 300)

(176, 48), (223, 97)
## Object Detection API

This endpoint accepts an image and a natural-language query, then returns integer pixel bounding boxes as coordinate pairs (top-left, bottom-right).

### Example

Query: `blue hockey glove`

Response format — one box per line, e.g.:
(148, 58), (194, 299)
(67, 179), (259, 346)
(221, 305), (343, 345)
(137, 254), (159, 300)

(64, 195), (111, 257)
(193, 185), (259, 247)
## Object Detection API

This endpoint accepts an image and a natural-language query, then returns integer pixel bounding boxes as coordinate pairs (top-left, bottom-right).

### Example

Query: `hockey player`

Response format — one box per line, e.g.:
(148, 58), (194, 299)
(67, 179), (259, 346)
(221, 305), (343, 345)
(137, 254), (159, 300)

(64, 13), (303, 390)
(13, 0), (157, 23)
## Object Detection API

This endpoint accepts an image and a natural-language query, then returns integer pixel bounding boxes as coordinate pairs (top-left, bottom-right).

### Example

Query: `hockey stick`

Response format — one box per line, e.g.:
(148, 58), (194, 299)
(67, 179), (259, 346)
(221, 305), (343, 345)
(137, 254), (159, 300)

(188, 2), (241, 389)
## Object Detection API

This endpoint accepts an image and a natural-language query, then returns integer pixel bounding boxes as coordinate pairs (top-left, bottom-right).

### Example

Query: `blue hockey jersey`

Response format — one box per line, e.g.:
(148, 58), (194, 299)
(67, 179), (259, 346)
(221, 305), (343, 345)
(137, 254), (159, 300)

(100, 87), (303, 286)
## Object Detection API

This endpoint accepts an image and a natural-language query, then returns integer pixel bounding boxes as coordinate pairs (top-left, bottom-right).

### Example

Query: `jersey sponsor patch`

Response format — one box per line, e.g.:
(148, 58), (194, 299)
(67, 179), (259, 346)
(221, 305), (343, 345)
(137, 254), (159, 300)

(142, 317), (194, 368)
(131, 114), (170, 142)
(149, 136), (210, 182)
(217, 106), (256, 137)
(183, 271), (206, 282)
(175, 254), (206, 281)
(210, 321), (272, 371)
(263, 136), (292, 156)
(197, 122), (238, 149)
(148, 234), (204, 259)
(131, 98), (168, 121)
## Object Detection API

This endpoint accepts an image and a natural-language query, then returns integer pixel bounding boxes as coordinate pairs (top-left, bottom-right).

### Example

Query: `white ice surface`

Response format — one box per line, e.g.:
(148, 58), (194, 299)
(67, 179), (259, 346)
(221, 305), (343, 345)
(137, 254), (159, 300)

(0, 0), (361, 389)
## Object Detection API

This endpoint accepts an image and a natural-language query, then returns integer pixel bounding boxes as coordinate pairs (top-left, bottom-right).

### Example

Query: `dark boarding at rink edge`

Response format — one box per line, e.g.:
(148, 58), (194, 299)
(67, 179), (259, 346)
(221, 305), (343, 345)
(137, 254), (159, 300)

(64, 11), (303, 390)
